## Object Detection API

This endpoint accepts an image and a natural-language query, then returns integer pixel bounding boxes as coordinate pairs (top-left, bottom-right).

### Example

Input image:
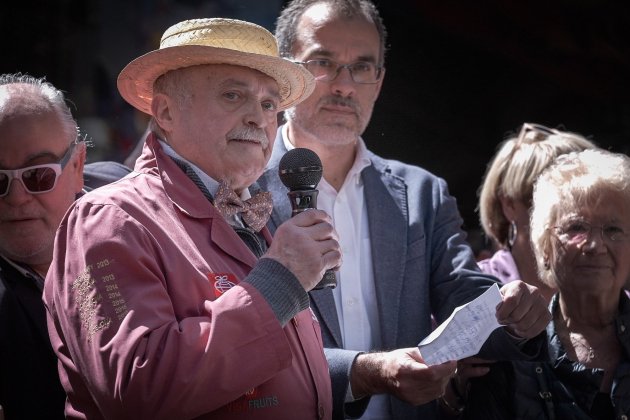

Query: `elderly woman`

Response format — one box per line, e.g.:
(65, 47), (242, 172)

(461, 149), (630, 419)
(439, 124), (597, 417)
(477, 122), (596, 302)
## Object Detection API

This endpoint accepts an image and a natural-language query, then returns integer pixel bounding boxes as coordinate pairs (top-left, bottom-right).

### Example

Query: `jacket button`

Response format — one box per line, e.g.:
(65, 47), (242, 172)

(318, 404), (325, 419)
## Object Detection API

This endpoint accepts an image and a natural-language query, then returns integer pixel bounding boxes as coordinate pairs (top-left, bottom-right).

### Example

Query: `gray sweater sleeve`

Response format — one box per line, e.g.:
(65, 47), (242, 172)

(244, 257), (310, 326)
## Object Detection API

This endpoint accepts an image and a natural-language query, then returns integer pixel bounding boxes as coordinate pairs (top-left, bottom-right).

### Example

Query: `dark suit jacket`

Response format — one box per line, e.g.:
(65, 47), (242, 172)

(83, 160), (132, 191)
(258, 127), (544, 419)
(0, 256), (65, 419)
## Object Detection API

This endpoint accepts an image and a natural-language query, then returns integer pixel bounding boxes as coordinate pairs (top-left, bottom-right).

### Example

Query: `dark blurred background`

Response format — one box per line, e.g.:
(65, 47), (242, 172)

(2, 0), (629, 238)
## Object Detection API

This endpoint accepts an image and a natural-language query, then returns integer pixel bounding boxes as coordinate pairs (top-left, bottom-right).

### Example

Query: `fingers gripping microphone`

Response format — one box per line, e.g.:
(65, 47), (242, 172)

(279, 148), (337, 289)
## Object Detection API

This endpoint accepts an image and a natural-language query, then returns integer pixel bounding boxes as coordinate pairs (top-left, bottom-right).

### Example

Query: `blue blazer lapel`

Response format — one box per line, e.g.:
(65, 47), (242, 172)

(259, 129), (343, 347)
(309, 287), (343, 347)
(362, 160), (408, 349)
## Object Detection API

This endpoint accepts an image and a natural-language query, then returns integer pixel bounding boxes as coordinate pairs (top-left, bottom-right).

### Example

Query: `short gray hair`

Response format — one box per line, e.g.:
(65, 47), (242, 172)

(0, 73), (78, 141)
(530, 149), (630, 287)
(275, 0), (387, 66)
(149, 67), (195, 138)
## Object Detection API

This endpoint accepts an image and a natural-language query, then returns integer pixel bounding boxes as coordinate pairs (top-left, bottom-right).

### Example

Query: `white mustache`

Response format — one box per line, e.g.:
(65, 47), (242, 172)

(227, 127), (270, 149)
(320, 96), (360, 114)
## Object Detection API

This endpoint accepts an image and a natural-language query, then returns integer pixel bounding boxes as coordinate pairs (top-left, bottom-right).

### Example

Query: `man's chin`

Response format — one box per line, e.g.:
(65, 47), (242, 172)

(0, 243), (51, 265)
(288, 115), (361, 146)
(226, 166), (266, 191)
(314, 124), (358, 144)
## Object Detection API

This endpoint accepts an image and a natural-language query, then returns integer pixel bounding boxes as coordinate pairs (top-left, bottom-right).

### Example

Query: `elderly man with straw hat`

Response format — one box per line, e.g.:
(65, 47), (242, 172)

(43, 18), (341, 420)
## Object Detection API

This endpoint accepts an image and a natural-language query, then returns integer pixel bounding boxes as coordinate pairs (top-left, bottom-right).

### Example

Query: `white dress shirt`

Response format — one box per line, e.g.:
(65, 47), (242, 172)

(282, 127), (388, 419)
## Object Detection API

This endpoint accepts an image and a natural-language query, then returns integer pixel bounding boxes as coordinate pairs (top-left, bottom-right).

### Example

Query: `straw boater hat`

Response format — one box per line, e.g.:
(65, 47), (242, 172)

(117, 18), (315, 114)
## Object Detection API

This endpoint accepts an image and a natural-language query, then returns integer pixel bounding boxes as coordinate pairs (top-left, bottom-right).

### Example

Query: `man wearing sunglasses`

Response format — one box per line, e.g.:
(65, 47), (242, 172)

(0, 73), (86, 419)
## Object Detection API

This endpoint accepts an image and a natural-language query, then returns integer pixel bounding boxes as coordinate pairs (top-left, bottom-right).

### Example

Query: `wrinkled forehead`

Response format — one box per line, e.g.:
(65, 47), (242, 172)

(553, 186), (630, 224)
(171, 63), (279, 89)
(295, 3), (380, 58)
(0, 109), (69, 168)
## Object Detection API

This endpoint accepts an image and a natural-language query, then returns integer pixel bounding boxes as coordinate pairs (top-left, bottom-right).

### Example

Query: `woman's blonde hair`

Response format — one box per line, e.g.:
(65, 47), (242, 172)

(478, 123), (596, 249)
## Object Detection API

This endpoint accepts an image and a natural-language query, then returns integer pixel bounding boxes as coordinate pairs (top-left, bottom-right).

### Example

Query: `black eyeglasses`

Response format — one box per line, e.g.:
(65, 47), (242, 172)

(294, 59), (383, 84)
(552, 220), (630, 244)
(0, 141), (77, 197)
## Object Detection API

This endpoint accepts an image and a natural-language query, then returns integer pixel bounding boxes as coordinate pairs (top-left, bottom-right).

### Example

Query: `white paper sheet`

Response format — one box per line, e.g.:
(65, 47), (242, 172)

(418, 283), (503, 365)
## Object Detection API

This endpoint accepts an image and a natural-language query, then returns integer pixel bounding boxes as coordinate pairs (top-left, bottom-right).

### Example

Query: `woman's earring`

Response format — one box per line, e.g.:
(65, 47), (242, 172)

(508, 220), (518, 249)
(542, 253), (550, 270)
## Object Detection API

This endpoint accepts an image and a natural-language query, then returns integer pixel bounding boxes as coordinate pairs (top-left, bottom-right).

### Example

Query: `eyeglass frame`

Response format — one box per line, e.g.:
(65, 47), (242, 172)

(503, 122), (565, 178)
(516, 122), (562, 145)
(0, 140), (78, 197)
(293, 58), (384, 84)
(551, 220), (630, 244)
(502, 123), (561, 166)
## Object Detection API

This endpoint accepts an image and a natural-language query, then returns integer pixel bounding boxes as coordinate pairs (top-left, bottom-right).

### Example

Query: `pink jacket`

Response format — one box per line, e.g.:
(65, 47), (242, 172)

(44, 137), (332, 419)
(477, 249), (520, 285)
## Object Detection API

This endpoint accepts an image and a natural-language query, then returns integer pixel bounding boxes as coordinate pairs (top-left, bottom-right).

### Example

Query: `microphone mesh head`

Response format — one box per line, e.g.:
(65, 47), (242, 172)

(278, 148), (323, 190)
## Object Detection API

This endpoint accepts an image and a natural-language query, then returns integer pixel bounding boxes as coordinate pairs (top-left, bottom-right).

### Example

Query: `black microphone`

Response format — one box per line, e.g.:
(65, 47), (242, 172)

(278, 147), (337, 289)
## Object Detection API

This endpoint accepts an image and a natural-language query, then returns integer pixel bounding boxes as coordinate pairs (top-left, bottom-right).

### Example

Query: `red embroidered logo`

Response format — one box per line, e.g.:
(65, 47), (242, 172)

(245, 387), (259, 397)
(208, 273), (239, 298)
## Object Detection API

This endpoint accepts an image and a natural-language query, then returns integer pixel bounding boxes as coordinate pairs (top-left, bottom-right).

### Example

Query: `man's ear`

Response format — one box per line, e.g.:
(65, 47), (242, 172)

(499, 195), (518, 221)
(151, 93), (175, 134)
(372, 67), (386, 101)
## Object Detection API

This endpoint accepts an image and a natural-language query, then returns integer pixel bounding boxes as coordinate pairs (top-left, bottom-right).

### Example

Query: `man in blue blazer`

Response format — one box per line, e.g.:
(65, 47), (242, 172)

(258, 1), (552, 419)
